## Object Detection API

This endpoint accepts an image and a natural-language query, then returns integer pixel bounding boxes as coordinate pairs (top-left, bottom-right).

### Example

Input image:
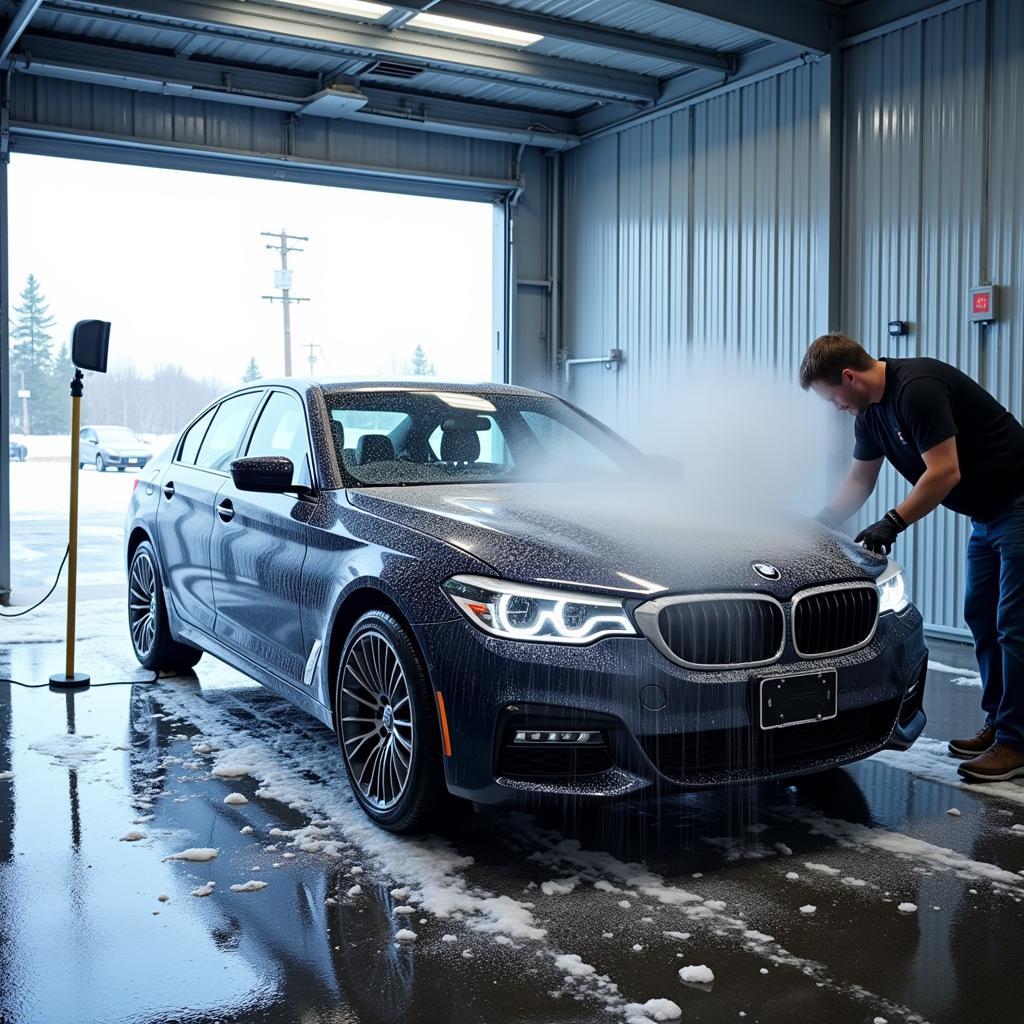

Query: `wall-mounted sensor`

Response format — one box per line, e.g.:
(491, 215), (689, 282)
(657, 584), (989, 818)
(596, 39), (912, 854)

(888, 320), (908, 337)
(969, 285), (997, 323)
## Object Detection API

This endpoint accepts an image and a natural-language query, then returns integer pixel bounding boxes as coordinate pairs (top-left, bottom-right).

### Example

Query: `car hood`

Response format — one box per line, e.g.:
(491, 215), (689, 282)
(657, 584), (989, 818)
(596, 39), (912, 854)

(347, 481), (884, 598)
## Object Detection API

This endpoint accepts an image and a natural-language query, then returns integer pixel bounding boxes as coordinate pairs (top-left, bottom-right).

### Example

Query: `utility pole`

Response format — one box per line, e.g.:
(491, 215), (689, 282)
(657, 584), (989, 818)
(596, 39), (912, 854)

(261, 229), (309, 377)
(301, 342), (321, 376)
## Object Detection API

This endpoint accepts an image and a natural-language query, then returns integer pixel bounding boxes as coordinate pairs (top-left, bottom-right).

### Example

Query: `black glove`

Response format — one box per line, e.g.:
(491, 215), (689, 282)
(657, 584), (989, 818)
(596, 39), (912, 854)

(854, 509), (908, 555)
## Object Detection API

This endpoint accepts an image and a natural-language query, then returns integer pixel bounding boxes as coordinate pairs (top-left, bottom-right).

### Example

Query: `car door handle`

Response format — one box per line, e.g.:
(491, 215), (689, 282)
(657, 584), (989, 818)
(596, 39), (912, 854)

(163, 482), (175, 499)
(217, 499), (235, 523)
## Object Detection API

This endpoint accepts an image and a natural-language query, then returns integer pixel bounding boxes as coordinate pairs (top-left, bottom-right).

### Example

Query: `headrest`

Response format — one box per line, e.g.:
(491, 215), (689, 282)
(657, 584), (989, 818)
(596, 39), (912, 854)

(440, 428), (480, 464)
(330, 419), (345, 454)
(356, 434), (396, 465)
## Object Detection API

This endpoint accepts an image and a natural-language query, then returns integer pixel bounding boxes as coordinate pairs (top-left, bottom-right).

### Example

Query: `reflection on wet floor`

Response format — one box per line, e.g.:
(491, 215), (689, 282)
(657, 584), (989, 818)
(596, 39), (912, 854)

(1, 631), (1023, 1024)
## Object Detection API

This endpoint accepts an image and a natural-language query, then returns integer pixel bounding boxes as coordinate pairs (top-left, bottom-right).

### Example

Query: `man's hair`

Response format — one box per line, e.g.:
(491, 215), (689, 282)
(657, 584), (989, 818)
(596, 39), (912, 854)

(799, 333), (874, 390)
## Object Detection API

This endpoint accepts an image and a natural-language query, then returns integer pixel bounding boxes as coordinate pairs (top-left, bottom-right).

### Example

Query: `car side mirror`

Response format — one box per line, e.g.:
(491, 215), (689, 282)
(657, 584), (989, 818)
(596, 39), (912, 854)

(230, 455), (295, 493)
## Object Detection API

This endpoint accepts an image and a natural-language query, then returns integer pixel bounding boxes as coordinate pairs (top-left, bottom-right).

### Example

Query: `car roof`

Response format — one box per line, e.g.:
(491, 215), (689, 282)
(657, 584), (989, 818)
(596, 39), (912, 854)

(254, 378), (555, 400)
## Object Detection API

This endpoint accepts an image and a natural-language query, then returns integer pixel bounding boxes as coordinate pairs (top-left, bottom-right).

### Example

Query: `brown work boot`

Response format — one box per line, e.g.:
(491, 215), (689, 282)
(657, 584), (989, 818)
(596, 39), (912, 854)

(957, 743), (1024, 782)
(948, 725), (997, 758)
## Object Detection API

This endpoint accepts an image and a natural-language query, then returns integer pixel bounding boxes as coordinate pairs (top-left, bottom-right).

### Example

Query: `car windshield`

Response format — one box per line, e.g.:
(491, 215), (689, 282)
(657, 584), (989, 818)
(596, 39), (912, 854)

(325, 389), (639, 487)
(97, 427), (142, 443)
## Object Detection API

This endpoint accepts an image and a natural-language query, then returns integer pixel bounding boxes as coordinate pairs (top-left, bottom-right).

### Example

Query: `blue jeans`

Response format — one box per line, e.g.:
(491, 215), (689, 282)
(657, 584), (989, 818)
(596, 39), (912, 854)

(964, 495), (1024, 750)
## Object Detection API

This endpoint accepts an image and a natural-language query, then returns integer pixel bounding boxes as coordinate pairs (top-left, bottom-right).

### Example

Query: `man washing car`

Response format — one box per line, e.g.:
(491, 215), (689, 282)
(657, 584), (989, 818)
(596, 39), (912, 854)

(800, 333), (1024, 782)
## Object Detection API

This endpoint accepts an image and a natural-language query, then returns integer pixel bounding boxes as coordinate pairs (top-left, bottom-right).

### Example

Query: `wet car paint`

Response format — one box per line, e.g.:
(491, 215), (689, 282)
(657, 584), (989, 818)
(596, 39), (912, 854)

(125, 380), (927, 806)
(1, 633), (1022, 1024)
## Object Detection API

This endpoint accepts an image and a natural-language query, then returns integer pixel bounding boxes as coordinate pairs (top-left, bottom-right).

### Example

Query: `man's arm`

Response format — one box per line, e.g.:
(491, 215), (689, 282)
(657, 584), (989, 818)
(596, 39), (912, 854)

(894, 437), (961, 525)
(818, 457), (883, 525)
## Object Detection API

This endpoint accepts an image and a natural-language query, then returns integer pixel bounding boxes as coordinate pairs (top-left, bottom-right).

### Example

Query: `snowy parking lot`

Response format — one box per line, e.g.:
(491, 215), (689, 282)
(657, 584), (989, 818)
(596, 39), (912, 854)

(3, 446), (1024, 1023)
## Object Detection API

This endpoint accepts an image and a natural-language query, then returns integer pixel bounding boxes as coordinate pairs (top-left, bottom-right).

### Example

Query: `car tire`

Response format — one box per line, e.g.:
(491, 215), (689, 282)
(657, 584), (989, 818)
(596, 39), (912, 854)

(335, 609), (451, 833)
(96, 454), (106, 472)
(128, 540), (203, 672)
(78, 461), (84, 469)
(117, 466), (126, 472)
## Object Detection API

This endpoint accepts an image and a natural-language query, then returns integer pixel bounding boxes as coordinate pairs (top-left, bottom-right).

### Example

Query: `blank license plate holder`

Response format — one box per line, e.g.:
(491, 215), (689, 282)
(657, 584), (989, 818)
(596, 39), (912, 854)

(759, 670), (838, 730)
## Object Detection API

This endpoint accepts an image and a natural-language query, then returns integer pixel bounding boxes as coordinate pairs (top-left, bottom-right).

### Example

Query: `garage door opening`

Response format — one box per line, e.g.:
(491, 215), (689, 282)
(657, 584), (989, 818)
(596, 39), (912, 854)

(5, 153), (500, 604)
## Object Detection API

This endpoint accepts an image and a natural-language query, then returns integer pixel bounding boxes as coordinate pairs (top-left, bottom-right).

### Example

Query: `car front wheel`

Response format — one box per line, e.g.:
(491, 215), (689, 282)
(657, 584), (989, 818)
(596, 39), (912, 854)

(335, 610), (450, 833)
(128, 540), (203, 672)
(95, 454), (106, 472)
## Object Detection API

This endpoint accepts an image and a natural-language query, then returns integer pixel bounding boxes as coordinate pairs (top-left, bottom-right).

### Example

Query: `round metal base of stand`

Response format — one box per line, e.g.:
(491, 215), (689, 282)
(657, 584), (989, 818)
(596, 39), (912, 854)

(49, 672), (91, 690)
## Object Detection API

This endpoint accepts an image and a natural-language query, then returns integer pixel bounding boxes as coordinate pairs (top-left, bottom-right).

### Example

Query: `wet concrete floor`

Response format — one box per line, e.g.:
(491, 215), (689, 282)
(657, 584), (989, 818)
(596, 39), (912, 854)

(1, 618), (1023, 1024)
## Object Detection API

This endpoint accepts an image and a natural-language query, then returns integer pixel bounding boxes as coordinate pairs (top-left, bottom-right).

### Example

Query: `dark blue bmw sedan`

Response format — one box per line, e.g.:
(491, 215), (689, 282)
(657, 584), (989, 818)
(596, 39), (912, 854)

(125, 380), (928, 832)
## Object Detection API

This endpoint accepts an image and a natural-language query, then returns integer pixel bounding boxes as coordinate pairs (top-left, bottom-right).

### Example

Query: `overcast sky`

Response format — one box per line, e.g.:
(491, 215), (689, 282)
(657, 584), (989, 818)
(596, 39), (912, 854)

(8, 154), (494, 387)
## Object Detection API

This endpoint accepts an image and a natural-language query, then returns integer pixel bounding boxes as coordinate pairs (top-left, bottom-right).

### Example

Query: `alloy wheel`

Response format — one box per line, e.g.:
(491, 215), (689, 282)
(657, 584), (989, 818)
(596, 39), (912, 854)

(128, 551), (158, 658)
(339, 631), (414, 811)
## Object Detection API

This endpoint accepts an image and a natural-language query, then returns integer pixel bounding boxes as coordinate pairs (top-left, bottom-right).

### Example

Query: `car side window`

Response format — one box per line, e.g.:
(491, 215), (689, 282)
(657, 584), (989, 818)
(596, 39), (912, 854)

(194, 392), (261, 472)
(177, 407), (216, 466)
(245, 392), (312, 486)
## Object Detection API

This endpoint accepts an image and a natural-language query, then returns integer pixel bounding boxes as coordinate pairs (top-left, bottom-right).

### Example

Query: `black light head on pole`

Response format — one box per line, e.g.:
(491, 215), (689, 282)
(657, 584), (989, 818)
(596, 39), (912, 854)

(71, 320), (111, 374)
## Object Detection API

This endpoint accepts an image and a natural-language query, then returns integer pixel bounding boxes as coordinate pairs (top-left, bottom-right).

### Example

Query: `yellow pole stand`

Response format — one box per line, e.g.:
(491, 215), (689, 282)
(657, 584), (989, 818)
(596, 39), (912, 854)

(51, 369), (90, 688)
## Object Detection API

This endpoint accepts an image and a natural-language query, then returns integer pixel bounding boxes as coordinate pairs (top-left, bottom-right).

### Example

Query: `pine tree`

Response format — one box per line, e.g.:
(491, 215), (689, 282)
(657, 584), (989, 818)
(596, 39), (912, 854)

(51, 343), (74, 433)
(409, 345), (434, 376)
(242, 357), (262, 383)
(9, 275), (60, 434)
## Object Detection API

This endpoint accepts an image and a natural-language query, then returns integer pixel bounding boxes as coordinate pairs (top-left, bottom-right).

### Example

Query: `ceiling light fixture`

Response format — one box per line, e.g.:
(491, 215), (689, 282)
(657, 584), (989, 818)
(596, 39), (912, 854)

(271, 0), (393, 20)
(407, 12), (542, 48)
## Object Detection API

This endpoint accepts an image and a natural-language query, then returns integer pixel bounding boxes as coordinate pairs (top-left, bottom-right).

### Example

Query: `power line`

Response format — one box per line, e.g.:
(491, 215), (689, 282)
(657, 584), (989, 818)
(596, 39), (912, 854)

(261, 229), (310, 377)
(301, 342), (322, 376)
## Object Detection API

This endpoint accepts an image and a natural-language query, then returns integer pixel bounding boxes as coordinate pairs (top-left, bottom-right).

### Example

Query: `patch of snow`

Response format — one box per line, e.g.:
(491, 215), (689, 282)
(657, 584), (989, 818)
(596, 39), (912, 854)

(224, 793), (248, 805)
(191, 882), (216, 897)
(804, 862), (841, 876)
(632, 944), (644, 952)
(743, 930), (774, 943)
(947, 808), (961, 817)
(841, 877), (867, 888)
(394, 905), (415, 916)
(897, 903), (917, 914)
(164, 848), (219, 863)
(390, 887), (410, 899)
(230, 880), (268, 893)
(0, 771), (14, 781)
(594, 880), (621, 893)
(785, 872), (800, 881)
(554, 954), (595, 978)
(618, 900), (632, 909)
(347, 885), (362, 897)
(623, 998), (682, 1021)
(119, 831), (145, 842)
(29, 733), (106, 770)
(663, 931), (690, 941)
(395, 929), (417, 941)
(240, 826), (254, 834)
(774, 843), (793, 856)
(799, 905), (817, 915)
(541, 877), (579, 896)
(441, 934), (457, 942)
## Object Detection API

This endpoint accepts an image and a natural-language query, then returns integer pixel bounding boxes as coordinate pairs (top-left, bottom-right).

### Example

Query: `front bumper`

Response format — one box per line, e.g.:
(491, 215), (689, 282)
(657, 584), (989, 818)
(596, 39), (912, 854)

(417, 605), (927, 805)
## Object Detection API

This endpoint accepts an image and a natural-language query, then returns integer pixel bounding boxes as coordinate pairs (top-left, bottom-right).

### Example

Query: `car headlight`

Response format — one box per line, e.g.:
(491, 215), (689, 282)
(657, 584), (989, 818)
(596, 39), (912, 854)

(877, 561), (909, 614)
(443, 574), (638, 644)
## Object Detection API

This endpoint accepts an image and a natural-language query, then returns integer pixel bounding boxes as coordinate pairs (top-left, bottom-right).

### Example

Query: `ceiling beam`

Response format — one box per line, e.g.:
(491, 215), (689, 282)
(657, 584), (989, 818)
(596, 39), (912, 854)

(9, 33), (580, 148)
(387, 0), (737, 72)
(0, 0), (42, 61)
(47, 0), (660, 103)
(647, 0), (841, 55)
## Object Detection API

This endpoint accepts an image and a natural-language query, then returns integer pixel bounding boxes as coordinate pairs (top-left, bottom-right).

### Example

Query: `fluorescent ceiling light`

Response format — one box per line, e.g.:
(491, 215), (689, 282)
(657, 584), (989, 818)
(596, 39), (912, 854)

(271, 0), (393, 20)
(408, 12), (542, 48)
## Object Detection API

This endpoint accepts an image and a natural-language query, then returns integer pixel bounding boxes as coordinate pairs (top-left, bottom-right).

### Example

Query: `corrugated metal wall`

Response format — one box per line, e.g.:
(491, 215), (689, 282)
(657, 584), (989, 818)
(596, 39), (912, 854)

(843, 0), (1024, 633)
(562, 0), (1024, 635)
(563, 60), (832, 426)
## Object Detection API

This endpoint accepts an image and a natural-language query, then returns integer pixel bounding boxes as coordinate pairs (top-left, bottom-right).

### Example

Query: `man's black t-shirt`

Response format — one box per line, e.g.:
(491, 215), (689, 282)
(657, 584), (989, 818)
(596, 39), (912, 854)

(853, 357), (1024, 521)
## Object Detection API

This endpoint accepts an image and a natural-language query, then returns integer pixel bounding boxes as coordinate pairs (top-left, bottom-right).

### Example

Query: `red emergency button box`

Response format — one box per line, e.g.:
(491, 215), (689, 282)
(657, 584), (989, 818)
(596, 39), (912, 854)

(969, 285), (997, 323)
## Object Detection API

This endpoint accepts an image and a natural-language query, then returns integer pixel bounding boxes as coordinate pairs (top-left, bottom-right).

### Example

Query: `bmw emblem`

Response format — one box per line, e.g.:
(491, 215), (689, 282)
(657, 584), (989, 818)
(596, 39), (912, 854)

(752, 562), (781, 581)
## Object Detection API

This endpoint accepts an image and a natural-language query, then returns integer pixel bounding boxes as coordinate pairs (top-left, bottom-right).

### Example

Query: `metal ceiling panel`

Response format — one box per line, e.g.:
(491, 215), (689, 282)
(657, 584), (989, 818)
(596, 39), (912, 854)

(498, 0), (767, 50)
